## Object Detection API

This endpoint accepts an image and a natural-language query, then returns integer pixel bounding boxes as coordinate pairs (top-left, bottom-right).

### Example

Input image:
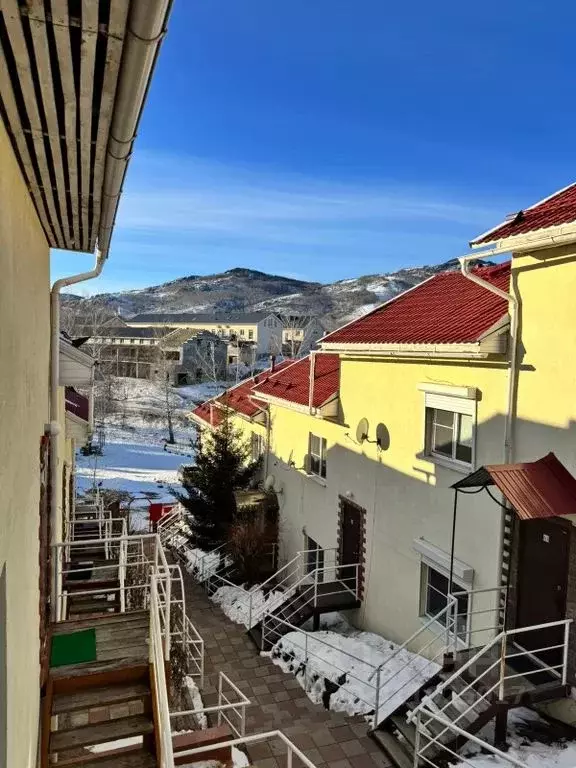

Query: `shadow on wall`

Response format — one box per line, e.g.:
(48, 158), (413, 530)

(263, 410), (576, 645)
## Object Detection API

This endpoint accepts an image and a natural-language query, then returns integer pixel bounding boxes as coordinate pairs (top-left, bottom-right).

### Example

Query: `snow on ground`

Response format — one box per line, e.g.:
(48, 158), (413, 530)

(456, 709), (576, 767)
(270, 613), (439, 721)
(211, 584), (291, 627)
(76, 377), (229, 526)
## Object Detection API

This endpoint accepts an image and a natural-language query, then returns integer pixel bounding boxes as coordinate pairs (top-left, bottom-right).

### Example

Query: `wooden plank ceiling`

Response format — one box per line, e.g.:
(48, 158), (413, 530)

(0, 0), (130, 251)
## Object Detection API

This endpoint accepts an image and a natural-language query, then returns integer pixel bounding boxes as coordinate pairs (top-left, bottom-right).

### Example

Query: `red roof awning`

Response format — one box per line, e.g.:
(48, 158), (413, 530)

(452, 452), (576, 521)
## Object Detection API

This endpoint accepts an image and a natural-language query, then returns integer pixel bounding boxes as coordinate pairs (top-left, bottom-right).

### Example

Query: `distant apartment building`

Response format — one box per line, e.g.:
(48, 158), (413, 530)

(279, 314), (325, 356)
(126, 311), (283, 356)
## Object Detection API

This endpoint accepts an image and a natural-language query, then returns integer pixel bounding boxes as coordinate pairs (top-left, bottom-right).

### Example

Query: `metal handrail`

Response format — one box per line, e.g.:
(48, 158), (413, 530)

(176, 729), (320, 767)
(150, 575), (175, 767)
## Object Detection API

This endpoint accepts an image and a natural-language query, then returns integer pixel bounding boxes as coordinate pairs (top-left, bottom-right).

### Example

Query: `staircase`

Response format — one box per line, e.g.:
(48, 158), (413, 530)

(370, 615), (573, 768)
(44, 613), (156, 767)
(249, 578), (361, 650)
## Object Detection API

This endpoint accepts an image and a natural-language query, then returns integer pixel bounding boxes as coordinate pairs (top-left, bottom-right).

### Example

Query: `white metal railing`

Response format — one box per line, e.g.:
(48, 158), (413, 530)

(167, 564), (205, 687)
(409, 618), (573, 764)
(150, 574), (175, 768)
(175, 729), (320, 767)
(370, 584), (508, 727)
(170, 671), (250, 738)
(412, 709), (527, 768)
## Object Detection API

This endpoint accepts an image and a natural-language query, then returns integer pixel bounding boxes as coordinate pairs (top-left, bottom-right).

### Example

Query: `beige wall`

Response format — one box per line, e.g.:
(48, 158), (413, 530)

(0, 119), (50, 767)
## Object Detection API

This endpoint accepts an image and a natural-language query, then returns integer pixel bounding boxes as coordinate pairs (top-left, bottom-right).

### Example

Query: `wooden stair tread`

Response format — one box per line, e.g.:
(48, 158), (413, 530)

(51, 657), (150, 679)
(53, 611), (148, 634)
(49, 746), (155, 767)
(53, 683), (150, 714)
(51, 714), (153, 752)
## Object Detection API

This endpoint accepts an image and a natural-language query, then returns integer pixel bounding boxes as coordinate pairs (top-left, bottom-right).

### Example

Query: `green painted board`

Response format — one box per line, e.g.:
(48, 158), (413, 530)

(50, 628), (97, 667)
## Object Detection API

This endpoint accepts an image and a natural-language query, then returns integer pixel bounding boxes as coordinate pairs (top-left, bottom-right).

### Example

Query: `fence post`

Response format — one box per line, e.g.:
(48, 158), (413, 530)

(304, 631), (309, 690)
(498, 633), (507, 701)
(374, 667), (381, 728)
(218, 674), (223, 727)
(562, 621), (571, 686)
(287, 745), (293, 768)
(248, 593), (253, 631)
(413, 712), (421, 768)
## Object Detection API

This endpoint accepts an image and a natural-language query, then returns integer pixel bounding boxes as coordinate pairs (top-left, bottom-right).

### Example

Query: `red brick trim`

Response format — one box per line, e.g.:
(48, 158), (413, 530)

(337, 496), (367, 600)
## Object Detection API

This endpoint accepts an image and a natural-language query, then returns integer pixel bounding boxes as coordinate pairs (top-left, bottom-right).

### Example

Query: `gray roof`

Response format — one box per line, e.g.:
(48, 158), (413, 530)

(94, 326), (173, 339)
(128, 312), (272, 325)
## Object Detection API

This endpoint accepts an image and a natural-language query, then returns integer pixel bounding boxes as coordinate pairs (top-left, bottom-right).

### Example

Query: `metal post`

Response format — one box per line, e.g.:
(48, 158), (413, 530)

(374, 668), (381, 728)
(287, 746), (293, 768)
(562, 620), (571, 686)
(218, 674), (223, 727)
(248, 593), (253, 631)
(304, 631), (309, 690)
(413, 712), (421, 768)
(498, 633), (507, 701)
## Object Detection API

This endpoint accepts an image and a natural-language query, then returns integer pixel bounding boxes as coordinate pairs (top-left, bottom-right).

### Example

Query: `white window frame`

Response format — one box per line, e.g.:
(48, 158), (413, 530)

(423, 392), (477, 471)
(413, 538), (474, 647)
(251, 431), (264, 462)
(308, 433), (327, 479)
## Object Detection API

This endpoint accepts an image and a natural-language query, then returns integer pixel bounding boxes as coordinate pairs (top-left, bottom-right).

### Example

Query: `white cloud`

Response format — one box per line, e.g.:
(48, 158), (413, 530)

(115, 152), (508, 249)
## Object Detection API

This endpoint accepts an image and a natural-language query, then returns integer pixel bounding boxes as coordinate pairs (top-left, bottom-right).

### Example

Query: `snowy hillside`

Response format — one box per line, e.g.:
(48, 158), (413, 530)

(62, 260), (473, 330)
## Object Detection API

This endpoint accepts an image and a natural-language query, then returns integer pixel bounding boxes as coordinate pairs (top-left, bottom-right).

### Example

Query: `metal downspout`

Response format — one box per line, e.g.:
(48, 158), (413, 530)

(49, 248), (107, 620)
(459, 258), (518, 465)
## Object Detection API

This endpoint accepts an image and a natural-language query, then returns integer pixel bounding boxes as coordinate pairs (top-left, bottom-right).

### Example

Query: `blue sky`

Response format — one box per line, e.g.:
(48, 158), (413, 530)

(52, 0), (576, 293)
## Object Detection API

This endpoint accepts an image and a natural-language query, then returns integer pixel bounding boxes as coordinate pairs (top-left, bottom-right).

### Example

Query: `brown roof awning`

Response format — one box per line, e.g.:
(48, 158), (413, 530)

(452, 452), (576, 521)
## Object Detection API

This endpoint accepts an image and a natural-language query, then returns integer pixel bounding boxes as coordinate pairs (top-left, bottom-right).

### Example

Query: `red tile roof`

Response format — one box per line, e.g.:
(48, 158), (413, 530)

(191, 402), (223, 428)
(192, 361), (294, 426)
(457, 453), (576, 521)
(472, 183), (576, 245)
(322, 263), (510, 346)
(251, 354), (340, 408)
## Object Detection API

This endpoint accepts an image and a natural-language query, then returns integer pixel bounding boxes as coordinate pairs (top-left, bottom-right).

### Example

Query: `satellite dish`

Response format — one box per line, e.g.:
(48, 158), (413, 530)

(356, 417), (369, 444)
(376, 423), (390, 451)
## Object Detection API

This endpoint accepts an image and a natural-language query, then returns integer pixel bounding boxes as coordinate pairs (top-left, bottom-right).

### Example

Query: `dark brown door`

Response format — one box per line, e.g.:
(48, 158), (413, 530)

(515, 518), (569, 667)
(339, 500), (364, 595)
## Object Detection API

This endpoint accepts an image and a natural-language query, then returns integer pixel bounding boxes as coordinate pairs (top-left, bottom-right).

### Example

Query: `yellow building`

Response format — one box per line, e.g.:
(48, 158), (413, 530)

(192, 183), (576, 729)
(0, 3), (171, 764)
(126, 311), (284, 356)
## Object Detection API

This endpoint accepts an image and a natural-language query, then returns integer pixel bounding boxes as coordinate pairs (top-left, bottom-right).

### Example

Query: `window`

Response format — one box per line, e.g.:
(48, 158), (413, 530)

(308, 433), (327, 478)
(248, 330), (254, 340)
(305, 535), (325, 575)
(421, 563), (469, 640)
(251, 432), (264, 461)
(426, 408), (473, 465)
(239, 329), (245, 336)
(139, 339), (144, 345)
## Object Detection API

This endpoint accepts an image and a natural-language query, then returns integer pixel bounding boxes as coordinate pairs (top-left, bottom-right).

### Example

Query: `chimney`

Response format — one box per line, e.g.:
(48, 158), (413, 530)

(270, 354), (276, 372)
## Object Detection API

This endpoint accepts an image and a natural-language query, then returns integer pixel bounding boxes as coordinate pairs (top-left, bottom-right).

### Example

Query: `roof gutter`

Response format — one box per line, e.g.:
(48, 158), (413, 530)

(459, 226), (576, 464)
(98, 0), (173, 254)
(48, 0), (172, 619)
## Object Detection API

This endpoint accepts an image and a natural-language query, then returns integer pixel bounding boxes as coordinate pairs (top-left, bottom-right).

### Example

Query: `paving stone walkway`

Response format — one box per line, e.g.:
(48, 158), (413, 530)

(181, 571), (392, 767)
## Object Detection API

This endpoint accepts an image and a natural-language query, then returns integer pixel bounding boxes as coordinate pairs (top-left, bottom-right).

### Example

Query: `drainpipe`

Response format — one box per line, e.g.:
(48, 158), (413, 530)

(308, 352), (316, 415)
(50, 248), (107, 619)
(459, 258), (518, 465)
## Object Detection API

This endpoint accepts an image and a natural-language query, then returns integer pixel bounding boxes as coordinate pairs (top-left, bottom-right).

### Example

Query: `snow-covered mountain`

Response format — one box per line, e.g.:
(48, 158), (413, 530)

(62, 260), (469, 330)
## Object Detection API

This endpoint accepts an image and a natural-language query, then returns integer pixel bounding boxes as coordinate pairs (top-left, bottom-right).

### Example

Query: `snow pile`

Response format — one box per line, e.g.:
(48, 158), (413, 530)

(211, 585), (291, 627)
(185, 676), (208, 730)
(183, 547), (232, 583)
(455, 709), (576, 767)
(271, 618), (439, 721)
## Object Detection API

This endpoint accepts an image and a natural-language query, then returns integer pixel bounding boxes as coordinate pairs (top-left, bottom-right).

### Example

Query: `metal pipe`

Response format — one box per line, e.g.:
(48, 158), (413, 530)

(49, 248), (107, 619)
(459, 258), (518, 465)
(308, 351), (316, 414)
